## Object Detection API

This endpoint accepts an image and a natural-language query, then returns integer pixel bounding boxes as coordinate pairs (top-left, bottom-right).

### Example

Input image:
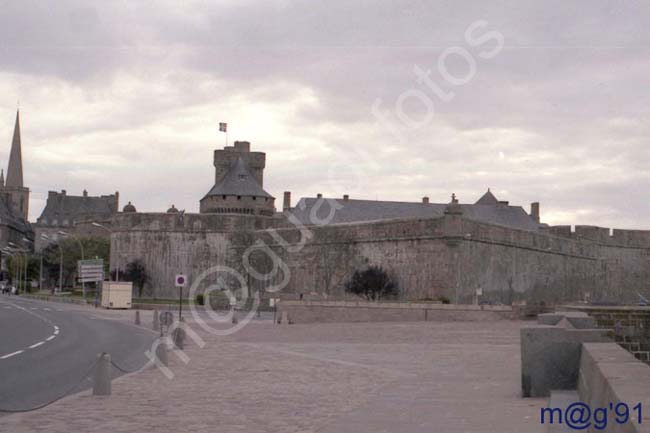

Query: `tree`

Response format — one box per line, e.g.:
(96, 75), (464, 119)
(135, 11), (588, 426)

(124, 259), (148, 298)
(42, 237), (110, 290)
(345, 265), (399, 301)
(6, 255), (40, 292)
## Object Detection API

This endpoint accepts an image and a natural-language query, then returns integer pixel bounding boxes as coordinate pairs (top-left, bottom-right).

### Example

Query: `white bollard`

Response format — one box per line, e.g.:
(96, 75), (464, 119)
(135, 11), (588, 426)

(93, 353), (112, 396)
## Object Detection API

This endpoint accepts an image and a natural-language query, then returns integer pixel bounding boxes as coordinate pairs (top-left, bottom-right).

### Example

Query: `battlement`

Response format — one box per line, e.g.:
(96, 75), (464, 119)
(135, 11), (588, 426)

(547, 224), (650, 248)
(111, 211), (275, 233)
(213, 141), (266, 186)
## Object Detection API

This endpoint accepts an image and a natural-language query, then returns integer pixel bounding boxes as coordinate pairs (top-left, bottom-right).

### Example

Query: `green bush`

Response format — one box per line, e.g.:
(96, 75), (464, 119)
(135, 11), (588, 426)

(195, 294), (205, 306)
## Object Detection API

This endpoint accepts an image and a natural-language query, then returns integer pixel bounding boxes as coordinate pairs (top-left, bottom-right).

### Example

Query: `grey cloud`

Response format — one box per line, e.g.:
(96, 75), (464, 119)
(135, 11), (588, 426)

(0, 0), (648, 228)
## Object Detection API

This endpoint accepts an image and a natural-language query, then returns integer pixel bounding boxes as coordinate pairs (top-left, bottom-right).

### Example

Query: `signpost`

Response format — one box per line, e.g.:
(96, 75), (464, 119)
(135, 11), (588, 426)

(175, 274), (186, 321)
(78, 259), (104, 308)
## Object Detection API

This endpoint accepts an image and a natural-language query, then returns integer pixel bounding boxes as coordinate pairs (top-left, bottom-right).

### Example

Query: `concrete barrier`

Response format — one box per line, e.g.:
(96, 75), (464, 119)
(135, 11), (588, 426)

(528, 312), (650, 432)
(578, 343), (650, 433)
(276, 300), (514, 324)
(538, 311), (597, 329)
(521, 326), (610, 397)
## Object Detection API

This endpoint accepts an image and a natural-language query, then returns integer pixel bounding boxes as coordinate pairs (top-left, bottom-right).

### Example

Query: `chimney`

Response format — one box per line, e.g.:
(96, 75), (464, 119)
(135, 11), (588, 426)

(115, 191), (120, 212)
(343, 194), (349, 201)
(283, 191), (291, 211)
(83, 189), (88, 197)
(422, 196), (429, 204)
(531, 202), (540, 223)
(61, 189), (66, 196)
(316, 193), (322, 199)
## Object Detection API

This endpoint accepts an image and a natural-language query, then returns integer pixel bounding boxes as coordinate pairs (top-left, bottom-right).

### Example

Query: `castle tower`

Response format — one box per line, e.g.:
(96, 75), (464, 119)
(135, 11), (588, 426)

(3, 110), (29, 220)
(200, 141), (275, 216)
(213, 141), (266, 186)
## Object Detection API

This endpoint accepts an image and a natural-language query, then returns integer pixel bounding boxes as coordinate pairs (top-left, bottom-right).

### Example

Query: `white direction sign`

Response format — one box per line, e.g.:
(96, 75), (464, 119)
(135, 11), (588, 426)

(78, 259), (104, 283)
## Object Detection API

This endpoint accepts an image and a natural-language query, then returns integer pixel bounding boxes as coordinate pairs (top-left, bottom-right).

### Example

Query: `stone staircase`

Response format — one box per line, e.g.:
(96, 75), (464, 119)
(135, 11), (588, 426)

(615, 335), (650, 363)
(559, 305), (650, 366)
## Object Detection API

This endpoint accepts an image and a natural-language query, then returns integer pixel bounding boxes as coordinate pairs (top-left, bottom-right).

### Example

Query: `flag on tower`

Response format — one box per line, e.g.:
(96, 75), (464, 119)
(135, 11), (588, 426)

(219, 122), (227, 132)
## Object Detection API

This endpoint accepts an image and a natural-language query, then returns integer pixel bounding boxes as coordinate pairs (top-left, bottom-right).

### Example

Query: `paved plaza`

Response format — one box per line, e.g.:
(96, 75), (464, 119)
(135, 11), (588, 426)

(4, 308), (545, 433)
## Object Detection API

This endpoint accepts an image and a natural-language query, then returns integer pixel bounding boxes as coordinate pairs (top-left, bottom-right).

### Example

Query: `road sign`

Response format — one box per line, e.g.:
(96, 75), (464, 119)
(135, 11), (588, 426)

(79, 259), (103, 266)
(175, 274), (187, 287)
(78, 259), (104, 283)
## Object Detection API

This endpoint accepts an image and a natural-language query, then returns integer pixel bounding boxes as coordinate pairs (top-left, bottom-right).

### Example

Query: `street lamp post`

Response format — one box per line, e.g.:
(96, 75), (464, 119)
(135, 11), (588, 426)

(41, 234), (64, 294)
(21, 238), (32, 293)
(8, 242), (28, 294)
(91, 222), (117, 281)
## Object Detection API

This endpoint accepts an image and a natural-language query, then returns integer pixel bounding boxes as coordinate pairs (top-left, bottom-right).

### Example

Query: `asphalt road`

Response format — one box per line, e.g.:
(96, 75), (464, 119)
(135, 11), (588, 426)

(0, 295), (156, 413)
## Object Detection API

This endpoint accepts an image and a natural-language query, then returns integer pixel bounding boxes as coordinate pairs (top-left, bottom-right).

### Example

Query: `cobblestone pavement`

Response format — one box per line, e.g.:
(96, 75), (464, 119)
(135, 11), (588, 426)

(4, 308), (545, 433)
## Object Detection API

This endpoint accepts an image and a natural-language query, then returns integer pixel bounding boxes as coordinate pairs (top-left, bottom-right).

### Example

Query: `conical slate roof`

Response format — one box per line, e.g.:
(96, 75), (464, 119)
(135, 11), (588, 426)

(203, 157), (273, 199)
(6, 110), (23, 188)
(475, 189), (498, 205)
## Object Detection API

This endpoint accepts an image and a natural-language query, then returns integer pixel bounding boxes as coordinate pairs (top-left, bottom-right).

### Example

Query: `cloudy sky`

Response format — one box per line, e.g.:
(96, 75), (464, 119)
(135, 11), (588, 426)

(1, 0), (649, 228)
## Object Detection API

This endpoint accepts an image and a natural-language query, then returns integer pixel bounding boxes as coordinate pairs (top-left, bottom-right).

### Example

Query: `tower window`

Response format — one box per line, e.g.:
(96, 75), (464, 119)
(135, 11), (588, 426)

(222, 195), (226, 199)
(237, 196), (241, 200)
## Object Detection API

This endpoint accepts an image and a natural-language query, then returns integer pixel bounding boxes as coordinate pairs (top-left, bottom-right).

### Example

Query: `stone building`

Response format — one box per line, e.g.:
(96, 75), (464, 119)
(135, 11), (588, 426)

(34, 189), (119, 252)
(0, 111), (33, 260)
(108, 139), (650, 305)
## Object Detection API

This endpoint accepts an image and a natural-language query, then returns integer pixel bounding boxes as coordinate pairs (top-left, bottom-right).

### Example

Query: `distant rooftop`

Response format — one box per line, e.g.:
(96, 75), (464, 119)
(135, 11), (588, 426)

(289, 192), (542, 231)
(36, 190), (118, 226)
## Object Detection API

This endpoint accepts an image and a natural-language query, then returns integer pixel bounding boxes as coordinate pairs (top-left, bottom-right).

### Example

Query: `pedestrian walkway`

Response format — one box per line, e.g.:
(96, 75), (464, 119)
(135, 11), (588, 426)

(3, 312), (545, 433)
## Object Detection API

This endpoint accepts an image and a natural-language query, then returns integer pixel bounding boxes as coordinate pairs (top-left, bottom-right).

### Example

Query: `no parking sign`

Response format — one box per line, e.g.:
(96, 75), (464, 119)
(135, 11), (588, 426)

(175, 274), (187, 321)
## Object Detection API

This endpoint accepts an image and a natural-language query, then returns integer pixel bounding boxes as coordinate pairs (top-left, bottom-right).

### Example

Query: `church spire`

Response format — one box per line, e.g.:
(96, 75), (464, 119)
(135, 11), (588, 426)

(6, 110), (23, 188)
